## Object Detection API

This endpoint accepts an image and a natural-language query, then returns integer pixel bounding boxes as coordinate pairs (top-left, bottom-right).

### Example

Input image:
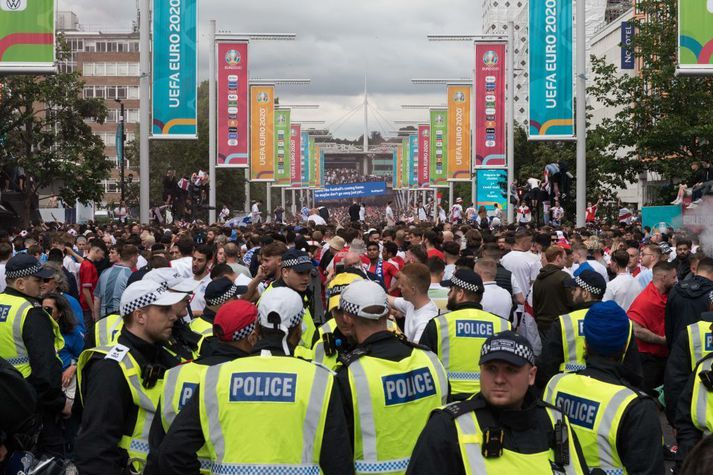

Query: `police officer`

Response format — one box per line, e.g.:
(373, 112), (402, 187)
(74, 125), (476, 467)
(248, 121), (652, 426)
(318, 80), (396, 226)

(188, 277), (245, 339)
(537, 270), (642, 388)
(664, 294), (713, 425)
(0, 254), (66, 457)
(313, 270), (364, 370)
(337, 280), (448, 473)
(544, 301), (664, 474)
(144, 299), (259, 475)
(75, 280), (186, 474)
(156, 287), (353, 474)
(260, 249), (318, 350)
(407, 331), (588, 475)
(674, 340), (713, 466)
(419, 269), (510, 401)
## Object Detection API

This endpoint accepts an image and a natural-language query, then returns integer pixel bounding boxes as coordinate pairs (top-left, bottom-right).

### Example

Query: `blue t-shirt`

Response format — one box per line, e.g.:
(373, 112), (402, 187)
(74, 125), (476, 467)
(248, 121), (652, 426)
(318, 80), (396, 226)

(64, 293), (85, 333)
(58, 325), (84, 370)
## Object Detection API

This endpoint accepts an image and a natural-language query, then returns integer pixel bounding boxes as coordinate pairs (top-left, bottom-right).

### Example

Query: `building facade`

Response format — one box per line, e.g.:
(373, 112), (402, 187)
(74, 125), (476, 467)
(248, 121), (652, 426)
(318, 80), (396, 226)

(57, 11), (140, 208)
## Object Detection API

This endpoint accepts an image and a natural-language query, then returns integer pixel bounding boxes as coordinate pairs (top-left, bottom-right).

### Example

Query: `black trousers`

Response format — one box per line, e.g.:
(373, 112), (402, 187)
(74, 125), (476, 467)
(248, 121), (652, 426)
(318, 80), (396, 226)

(640, 352), (667, 393)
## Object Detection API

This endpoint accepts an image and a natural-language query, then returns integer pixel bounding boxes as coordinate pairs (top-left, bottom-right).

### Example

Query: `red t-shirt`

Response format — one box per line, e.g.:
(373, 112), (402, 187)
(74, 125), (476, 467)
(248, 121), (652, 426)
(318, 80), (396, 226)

(586, 205), (597, 223)
(427, 248), (446, 262)
(627, 282), (668, 358)
(369, 260), (399, 290)
(79, 260), (99, 311)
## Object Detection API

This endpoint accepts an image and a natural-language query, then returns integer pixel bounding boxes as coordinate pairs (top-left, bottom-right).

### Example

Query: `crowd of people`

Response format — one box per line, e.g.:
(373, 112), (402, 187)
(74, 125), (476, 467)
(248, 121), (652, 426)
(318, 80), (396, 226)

(1, 200), (713, 474)
(324, 168), (388, 186)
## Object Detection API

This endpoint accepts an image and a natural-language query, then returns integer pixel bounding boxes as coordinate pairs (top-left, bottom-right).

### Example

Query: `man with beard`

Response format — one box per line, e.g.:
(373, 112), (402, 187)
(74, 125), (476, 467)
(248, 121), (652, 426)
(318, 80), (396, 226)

(188, 245), (213, 317)
(419, 269), (511, 401)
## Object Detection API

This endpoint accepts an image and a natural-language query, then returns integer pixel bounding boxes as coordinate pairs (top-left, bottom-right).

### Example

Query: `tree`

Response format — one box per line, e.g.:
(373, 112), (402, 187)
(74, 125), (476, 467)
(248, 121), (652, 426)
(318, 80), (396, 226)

(0, 41), (110, 226)
(588, 0), (713, 203)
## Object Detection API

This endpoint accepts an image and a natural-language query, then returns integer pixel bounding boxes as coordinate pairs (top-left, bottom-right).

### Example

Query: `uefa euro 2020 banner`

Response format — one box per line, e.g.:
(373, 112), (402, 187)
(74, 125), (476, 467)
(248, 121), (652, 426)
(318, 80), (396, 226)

(0, 0), (55, 73)
(217, 42), (249, 167)
(290, 124), (302, 188)
(429, 108), (448, 187)
(301, 131), (310, 187)
(409, 133), (418, 188)
(474, 42), (506, 168)
(250, 85), (275, 181)
(529, 0), (574, 139)
(152, 0), (197, 139)
(274, 109), (291, 187)
(678, 0), (713, 74)
(418, 124), (431, 189)
(447, 84), (472, 181)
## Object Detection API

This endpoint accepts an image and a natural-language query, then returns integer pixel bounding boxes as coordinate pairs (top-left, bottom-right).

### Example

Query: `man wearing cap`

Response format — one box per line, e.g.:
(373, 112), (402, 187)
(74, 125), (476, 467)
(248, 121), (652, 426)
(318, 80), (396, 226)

(336, 280), (449, 473)
(259, 248), (318, 350)
(537, 270), (642, 388)
(157, 287), (353, 474)
(0, 254), (67, 457)
(544, 301), (664, 475)
(75, 280), (186, 474)
(144, 299), (259, 475)
(408, 330), (588, 474)
(419, 268), (511, 401)
(188, 276), (245, 339)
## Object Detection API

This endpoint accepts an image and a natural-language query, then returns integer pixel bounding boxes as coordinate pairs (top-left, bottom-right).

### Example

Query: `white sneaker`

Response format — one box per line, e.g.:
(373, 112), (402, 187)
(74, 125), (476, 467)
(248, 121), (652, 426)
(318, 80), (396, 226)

(687, 203), (698, 209)
(693, 198), (703, 204)
(671, 198), (682, 205)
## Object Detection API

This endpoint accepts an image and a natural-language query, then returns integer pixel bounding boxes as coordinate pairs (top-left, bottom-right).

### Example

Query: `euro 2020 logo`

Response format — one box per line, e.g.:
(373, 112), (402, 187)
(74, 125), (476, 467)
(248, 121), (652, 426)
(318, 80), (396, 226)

(453, 92), (466, 103)
(482, 50), (499, 66)
(257, 92), (269, 103)
(225, 49), (241, 66)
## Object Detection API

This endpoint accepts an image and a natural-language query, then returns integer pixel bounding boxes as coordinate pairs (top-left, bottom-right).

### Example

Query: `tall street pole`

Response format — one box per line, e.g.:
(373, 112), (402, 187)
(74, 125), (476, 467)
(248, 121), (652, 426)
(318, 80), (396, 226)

(507, 22), (515, 225)
(575, 0), (587, 227)
(115, 100), (126, 203)
(139, 0), (151, 223)
(208, 20), (217, 224)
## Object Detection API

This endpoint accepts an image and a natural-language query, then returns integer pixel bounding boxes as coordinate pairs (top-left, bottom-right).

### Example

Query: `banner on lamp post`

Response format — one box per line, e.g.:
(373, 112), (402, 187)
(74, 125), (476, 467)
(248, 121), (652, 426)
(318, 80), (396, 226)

(217, 42), (249, 167)
(402, 138), (410, 189)
(0, 0), (55, 73)
(152, 0), (197, 139)
(274, 109), (291, 187)
(474, 42), (507, 168)
(290, 124), (302, 188)
(447, 84), (472, 180)
(475, 169), (508, 213)
(529, 0), (574, 139)
(678, 0), (713, 74)
(301, 131), (310, 188)
(418, 125), (431, 189)
(430, 108), (448, 187)
(308, 137), (317, 188)
(409, 133), (418, 189)
(249, 84), (275, 181)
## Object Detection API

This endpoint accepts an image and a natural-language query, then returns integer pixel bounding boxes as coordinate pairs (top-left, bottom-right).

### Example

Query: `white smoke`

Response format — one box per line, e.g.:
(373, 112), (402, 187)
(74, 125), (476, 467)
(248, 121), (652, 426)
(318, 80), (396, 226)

(683, 197), (713, 256)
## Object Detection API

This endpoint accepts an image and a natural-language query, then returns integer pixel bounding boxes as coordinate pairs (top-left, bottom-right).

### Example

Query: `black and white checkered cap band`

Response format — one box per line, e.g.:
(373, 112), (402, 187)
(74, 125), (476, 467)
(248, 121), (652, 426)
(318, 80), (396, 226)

(122, 287), (169, 317)
(340, 300), (361, 315)
(575, 276), (604, 295)
(450, 276), (480, 293)
(231, 322), (256, 341)
(6, 264), (42, 280)
(481, 339), (535, 365)
(206, 284), (240, 306)
(288, 308), (305, 328)
(281, 256), (312, 268)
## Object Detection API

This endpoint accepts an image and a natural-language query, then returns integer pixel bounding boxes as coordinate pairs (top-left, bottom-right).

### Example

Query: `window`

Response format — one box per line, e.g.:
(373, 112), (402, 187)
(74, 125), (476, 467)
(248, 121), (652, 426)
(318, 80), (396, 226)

(117, 62), (128, 76)
(83, 86), (94, 98)
(116, 86), (127, 100)
(128, 86), (139, 99)
(82, 63), (94, 76)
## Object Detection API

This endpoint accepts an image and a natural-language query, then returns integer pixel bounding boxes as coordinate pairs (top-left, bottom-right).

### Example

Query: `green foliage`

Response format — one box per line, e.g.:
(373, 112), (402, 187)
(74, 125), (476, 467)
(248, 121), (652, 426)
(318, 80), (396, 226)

(0, 40), (110, 215)
(588, 0), (713, 199)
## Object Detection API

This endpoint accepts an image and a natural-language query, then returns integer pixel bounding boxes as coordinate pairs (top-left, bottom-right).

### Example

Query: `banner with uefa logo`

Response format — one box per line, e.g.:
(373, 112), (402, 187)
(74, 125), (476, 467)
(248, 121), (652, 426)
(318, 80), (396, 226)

(417, 124), (431, 189)
(249, 84), (275, 181)
(678, 0), (713, 74)
(474, 42), (506, 168)
(217, 42), (249, 167)
(152, 0), (197, 139)
(529, 0), (574, 139)
(429, 108), (448, 187)
(301, 131), (310, 188)
(274, 108), (291, 186)
(290, 123), (302, 188)
(0, 0), (55, 73)
(446, 84), (471, 180)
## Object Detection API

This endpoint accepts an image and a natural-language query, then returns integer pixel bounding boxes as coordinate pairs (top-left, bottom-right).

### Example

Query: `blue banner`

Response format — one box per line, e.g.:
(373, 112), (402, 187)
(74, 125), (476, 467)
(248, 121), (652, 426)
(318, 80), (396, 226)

(315, 181), (388, 202)
(529, 0), (574, 139)
(409, 134), (418, 188)
(115, 120), (124, 164)
(641, 205), (682, 231)
(152, 0), (197, 138)
(476, 169), (508, 213)
(301, 131), (310, 187)
(392, 150), (397, 189)
(621, 21), (634, 70)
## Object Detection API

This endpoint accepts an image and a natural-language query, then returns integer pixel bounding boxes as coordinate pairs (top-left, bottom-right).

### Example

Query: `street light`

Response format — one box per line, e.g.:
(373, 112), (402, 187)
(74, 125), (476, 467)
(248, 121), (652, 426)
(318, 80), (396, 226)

(114, 99), (126, 204)
(411, 78), (470, 85)
(250, 78), (311, 86)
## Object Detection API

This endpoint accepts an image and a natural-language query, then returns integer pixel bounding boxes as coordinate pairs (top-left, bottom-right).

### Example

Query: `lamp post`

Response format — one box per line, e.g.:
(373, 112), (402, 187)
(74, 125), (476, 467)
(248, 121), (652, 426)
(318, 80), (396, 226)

(114, 99), (126, 204)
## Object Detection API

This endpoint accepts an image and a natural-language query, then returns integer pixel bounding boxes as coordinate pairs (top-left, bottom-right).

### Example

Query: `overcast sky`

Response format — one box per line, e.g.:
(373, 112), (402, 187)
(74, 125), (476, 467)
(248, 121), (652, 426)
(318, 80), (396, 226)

(58, 0), (482, 139)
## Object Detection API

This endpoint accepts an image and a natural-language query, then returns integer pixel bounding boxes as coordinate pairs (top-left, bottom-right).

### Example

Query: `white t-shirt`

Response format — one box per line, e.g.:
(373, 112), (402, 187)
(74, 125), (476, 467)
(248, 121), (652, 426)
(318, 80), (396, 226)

(603, 273), (642, 311)
(190, 273), (212, 313)
(481, 282), (513, 320)
(500, 250), (541, 298)
(0, 262), (6, 293)
(386, 206), (395, 225)
(450, 204), (463, 221)
(392, 297), (439, 343)
(359, 206), (366, 221)
(307, 214), (327, 226)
